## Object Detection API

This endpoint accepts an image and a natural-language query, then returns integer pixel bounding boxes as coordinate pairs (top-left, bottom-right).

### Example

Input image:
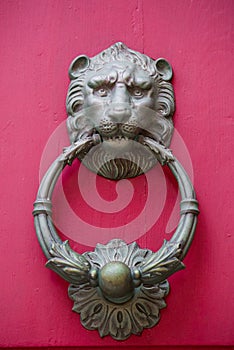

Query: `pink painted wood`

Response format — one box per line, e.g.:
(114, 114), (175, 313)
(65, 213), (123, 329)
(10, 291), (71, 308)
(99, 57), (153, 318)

(0, 0), (233, 348)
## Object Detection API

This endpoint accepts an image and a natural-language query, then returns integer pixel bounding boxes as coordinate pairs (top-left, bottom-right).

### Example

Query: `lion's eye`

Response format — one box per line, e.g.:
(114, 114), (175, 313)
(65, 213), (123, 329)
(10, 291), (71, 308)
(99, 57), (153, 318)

(131, 87), (144, 98)
(95, 87), (109, 97)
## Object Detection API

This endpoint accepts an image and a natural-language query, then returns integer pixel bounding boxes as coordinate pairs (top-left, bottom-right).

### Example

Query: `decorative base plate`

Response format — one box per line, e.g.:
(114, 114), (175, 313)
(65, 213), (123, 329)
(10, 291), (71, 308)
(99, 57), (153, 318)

(68, 239), (169, 340)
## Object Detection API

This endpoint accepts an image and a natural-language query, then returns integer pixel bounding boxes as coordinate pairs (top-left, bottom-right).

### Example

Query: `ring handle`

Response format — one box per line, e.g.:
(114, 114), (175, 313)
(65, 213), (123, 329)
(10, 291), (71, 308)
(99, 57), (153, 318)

(33, 135), (199, 285)
(33, 135), (199, 339)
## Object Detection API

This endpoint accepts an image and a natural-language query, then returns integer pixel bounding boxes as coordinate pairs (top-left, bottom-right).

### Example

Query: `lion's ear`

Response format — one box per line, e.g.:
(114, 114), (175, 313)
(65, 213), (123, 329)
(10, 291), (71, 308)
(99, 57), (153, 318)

(69, 55), (90, 80)
(155, 58), (173, 81)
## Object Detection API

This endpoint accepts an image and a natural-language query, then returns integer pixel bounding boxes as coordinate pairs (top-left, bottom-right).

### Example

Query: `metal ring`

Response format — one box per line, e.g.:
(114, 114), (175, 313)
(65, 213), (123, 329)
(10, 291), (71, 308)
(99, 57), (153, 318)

(33, 136), (199, 339)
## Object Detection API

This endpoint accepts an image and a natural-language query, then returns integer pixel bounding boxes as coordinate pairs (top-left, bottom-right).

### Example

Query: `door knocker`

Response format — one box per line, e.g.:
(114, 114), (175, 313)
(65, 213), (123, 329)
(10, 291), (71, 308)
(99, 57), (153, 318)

(33, 43), (199, 340)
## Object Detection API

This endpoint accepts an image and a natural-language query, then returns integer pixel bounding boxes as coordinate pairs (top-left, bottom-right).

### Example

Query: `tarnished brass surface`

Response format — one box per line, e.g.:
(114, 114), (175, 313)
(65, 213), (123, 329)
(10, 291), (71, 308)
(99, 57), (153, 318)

(66, 42), (174, 179)
(99, 262), (134, 304)
(33, 43), (199, 340)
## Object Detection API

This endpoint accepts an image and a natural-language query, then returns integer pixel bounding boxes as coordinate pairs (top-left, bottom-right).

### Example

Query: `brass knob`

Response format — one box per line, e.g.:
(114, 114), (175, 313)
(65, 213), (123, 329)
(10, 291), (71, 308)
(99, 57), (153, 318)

(98, 262), (134, 304)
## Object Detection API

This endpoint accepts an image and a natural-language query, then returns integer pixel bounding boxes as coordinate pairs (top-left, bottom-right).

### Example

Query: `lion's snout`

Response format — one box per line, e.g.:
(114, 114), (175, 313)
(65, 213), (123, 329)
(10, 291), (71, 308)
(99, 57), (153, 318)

(94, 103), (138, 139)
(107, 103), (132, 123)
(97, 111), (139, 139)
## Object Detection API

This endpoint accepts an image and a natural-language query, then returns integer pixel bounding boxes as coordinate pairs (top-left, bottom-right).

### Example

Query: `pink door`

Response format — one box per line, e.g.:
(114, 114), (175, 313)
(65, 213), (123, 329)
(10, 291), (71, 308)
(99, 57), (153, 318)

(1, 1), (233, 348)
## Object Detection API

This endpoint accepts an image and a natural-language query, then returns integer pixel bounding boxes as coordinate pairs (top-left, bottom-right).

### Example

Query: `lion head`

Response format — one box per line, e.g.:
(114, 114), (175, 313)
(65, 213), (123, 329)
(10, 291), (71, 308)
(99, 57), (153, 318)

(66, 42), (175, 180)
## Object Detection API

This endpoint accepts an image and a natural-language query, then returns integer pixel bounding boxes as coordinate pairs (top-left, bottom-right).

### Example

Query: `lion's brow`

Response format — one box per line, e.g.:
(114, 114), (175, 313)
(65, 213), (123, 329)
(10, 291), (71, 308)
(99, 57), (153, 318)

(123, 72), (153, 90)
(87, 75), (115, 89)
(131, 77), (152, 90)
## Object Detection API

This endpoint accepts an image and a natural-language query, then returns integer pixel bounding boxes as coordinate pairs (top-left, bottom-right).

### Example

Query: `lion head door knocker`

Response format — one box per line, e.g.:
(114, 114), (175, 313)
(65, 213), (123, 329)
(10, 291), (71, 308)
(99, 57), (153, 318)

(33, 43), (199, 340)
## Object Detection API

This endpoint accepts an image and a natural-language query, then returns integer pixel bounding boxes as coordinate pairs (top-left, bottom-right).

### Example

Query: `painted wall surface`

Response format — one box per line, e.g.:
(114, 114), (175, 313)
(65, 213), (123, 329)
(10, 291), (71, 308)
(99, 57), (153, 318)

(0, 0), (233, 348)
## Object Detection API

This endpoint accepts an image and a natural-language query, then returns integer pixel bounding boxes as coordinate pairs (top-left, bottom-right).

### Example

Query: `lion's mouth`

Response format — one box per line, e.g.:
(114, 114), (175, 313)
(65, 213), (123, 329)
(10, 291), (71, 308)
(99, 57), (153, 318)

(102, 135), (135, 141)
(80, 128), (158, 148)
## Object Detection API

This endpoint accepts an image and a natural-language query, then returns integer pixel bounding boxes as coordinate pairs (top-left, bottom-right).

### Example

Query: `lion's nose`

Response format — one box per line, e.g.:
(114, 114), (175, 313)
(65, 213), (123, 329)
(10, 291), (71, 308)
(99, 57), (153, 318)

(108, 103), (131, 122)
(108, 84), (132, 122)
(111, 83), (131, 105)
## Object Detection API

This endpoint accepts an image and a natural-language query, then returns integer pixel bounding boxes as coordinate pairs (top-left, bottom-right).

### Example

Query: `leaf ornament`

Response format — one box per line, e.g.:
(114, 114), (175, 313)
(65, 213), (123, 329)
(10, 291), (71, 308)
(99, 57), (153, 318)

(46, 241), (91, 285)
(139, 240), (185, 284)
